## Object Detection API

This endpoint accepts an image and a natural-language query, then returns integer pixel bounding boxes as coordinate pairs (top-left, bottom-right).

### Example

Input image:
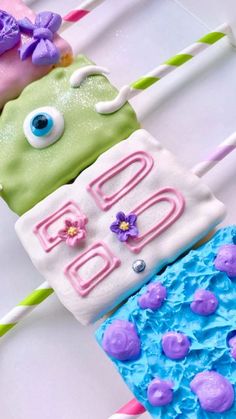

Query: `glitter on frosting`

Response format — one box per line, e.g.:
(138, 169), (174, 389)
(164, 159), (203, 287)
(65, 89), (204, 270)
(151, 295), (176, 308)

(190, 371), (234, 413)
(138, 282), (166, 311)
(102, 320), (141, 361)
(96, 226), (236, 418)
(190, 289), (218, 316)
(214, 244), (236, 278)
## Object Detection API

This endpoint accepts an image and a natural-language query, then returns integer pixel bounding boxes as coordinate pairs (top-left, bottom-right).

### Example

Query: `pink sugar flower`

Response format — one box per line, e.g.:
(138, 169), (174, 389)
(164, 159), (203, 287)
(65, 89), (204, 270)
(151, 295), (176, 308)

(58, 218), (87, 247)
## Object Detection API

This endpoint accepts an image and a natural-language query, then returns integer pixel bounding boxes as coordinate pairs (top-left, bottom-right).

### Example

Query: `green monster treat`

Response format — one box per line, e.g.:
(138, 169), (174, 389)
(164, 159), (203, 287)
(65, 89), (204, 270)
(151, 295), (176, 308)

(0, 55), (139, 215)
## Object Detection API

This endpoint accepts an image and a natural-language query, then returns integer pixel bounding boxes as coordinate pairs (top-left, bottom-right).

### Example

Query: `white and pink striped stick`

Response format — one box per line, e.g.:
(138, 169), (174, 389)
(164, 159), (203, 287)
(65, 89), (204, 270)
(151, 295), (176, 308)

(108, 399), (146, 419)
(61, 0), (105, 32)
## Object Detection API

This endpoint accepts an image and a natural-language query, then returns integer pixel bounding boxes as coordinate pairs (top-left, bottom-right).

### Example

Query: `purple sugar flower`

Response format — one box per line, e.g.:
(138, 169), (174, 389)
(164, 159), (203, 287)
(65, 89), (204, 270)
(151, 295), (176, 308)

(110, 211), (139, 242)
(18, 11), (62, 66)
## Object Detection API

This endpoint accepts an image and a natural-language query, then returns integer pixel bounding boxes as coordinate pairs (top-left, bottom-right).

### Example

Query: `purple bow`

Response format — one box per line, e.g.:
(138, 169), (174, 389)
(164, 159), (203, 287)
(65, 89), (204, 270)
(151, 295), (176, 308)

(18, 11), (62, 66)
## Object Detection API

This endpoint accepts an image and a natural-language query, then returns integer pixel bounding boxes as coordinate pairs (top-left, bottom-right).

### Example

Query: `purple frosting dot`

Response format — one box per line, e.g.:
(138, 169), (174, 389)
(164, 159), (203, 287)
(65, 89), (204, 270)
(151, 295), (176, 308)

(229, 336), (236, 360)
(0, 10), (21, 56)
(162, 331), (190, 360)
(214, 244), (236, 278)
(102, 320), (141, 361)
(138, 282), (167, 311)
(147, 378), (174, 407)
(190, 371), (234, 413)
(190, 289), (218, 316)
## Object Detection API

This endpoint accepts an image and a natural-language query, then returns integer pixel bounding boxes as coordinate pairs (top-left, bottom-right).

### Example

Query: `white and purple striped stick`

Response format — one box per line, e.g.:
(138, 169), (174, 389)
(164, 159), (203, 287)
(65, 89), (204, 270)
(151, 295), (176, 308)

(61, 0), (105, 32)
(192, 131), (236, 177)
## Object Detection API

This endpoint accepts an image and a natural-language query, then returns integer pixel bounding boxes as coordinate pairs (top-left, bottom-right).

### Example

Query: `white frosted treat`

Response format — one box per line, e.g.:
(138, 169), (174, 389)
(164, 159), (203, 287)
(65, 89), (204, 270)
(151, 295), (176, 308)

(15, 129), (226, 325)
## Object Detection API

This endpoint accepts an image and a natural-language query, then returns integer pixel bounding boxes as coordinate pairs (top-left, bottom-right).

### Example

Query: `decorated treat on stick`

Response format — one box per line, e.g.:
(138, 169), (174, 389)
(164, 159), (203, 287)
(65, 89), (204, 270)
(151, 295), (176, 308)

(0, 54), (139, 215)
(2, 127), (234, 336)
(97, 226), (236, 418)
(15, 129), (225, 326)
(95, 23), (233, 114)
(0, 0), (73, 109)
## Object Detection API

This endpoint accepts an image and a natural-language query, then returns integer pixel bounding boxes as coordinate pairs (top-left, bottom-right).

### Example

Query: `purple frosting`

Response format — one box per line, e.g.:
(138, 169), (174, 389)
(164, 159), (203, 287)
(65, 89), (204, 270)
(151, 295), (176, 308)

(0, 10), (20, 56)
(162, 331), (190, 360)
(18, 11), (62, 65)
(214, 244), (236, 278)
(147, 378), (174, 407)
(138, 282), (167, 311)
(190, 371), (234, 413)
(190, 289), (218, 316)
(110, 212), (139, 242)
(229, 336), (236, 360)
(102, 320), (141, 361)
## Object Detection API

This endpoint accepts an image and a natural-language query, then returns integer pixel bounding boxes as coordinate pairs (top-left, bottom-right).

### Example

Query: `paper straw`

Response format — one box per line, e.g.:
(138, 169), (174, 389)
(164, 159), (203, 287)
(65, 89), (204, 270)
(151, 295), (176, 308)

(108, 399), (146, 419)
(191, 131), (236, 177)
(0, 131), (235, 338)
(96, 23), (232, 114)
(0, 281), (53, 337)
(61, 0), (105, 32)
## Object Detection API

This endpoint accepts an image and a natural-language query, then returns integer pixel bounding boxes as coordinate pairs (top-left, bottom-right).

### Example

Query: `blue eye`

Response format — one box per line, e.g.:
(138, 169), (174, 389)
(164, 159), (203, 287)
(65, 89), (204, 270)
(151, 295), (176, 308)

(30, 113), (54, 137)
(24, 106), (64, 149)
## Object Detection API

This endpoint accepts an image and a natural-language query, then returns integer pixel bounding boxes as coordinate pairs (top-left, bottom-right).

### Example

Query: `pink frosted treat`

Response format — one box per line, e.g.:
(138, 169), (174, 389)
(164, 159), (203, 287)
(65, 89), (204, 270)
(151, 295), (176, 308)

(0, 0), (73, 109)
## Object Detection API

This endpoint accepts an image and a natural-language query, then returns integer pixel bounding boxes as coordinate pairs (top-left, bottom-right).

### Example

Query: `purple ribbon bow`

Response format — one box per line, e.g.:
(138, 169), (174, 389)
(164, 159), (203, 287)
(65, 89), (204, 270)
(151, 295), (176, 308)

(18, 11), (62, 66)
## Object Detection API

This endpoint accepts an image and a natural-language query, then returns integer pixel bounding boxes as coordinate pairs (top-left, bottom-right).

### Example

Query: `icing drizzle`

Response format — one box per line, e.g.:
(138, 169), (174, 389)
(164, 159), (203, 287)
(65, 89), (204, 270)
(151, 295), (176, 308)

(70, 65), (109, 88)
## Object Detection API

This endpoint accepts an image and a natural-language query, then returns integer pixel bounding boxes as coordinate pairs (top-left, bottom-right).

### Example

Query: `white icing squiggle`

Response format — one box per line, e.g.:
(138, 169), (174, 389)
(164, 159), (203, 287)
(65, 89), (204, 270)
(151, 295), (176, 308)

(95, 85), (134, 114)
(70, 65), (109, 88)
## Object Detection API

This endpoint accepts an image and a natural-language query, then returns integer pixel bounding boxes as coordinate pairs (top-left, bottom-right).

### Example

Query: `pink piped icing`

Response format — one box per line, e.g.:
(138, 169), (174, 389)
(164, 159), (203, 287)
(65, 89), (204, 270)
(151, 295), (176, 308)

(87, 151), (154, 211)
(64, 242), (121, 297)
(125, 187), (185, 254)
(34, 201), (88, 252)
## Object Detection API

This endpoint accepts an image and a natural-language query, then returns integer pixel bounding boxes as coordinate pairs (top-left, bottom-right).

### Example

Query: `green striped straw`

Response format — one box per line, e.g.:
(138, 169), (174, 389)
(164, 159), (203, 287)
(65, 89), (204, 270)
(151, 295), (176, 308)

(96, 23), (232, 114)
(0, 281), (53, 337)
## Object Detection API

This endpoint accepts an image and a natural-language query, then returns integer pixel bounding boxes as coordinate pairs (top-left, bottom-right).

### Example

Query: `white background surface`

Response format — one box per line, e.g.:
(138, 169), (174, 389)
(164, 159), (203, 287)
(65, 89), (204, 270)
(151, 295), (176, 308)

(0, 1), (235, 418)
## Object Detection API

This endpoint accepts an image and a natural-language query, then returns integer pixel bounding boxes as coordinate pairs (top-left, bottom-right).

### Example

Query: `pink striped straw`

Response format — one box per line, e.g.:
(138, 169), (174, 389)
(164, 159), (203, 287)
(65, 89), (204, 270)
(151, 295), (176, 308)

(61, 0), (105, 31)
(108, 399), (146, 419)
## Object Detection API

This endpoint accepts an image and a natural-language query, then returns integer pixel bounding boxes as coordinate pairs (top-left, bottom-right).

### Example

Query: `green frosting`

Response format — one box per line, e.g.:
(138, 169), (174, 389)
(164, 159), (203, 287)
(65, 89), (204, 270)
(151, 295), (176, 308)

(0, 55), (139, 215)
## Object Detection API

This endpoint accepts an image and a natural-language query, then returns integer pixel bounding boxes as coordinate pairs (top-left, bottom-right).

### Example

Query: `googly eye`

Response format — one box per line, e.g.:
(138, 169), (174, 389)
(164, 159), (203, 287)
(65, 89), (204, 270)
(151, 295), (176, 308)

(23, 106), (64, 149)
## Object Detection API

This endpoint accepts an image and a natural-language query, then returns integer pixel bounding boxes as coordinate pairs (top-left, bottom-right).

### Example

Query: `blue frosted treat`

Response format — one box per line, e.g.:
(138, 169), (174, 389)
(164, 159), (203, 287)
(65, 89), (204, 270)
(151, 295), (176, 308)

(96, 226), (236, 418)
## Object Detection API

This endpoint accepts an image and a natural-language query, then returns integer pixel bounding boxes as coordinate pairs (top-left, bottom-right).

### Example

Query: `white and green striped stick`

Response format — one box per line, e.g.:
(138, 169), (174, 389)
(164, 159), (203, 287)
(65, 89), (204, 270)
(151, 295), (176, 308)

(0, 281), (53, 337)
(0, 129), (235, 338)
(96, 23), (232, 114)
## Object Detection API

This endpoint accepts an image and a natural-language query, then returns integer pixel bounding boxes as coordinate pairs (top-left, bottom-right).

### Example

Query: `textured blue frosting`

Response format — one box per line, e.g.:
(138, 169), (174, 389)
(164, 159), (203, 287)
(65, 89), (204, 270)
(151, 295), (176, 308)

(96, 226), (236, 418)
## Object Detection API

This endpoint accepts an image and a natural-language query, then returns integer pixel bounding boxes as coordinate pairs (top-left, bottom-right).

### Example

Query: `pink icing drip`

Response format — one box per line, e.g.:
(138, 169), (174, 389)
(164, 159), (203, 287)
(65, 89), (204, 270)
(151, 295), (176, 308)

(64, 242), (121, 297)
(126, 187), (185, 254)
(34, 201), (88, 253)
(87, 151), (154, 211)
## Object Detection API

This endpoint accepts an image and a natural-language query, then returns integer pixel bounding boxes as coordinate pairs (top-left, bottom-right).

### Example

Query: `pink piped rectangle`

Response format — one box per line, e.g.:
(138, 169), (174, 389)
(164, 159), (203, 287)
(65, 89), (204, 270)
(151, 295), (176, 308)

(64, 242), (120, 297)
(34, 201), (87, 253)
